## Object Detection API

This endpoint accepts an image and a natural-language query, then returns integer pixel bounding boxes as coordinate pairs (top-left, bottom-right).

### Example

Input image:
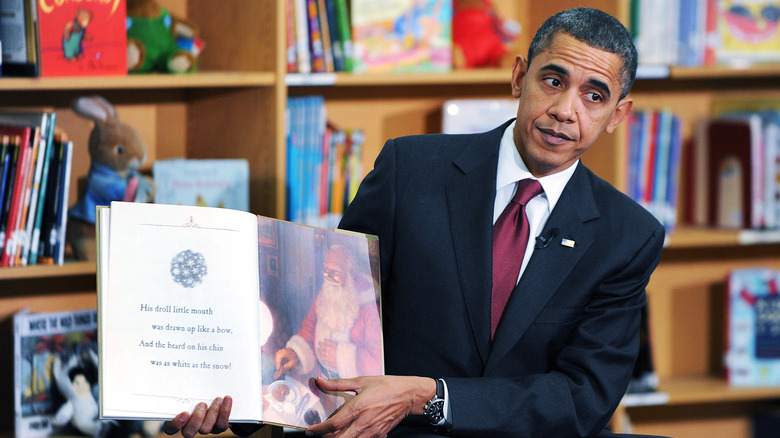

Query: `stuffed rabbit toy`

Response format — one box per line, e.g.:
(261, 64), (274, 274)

(67, 95), (154, 260)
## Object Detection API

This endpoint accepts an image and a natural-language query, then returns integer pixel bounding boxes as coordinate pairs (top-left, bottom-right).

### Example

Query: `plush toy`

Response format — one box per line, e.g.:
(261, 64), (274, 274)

(452, 0), (520, 69)
(52, 352), (115, 438)
(67, 96), (155, 261)
(126, 0), (204, 73)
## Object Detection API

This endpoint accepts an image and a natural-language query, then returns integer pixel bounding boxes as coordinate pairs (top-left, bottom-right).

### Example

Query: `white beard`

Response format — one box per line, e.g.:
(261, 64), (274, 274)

(315, 277), (360, 343)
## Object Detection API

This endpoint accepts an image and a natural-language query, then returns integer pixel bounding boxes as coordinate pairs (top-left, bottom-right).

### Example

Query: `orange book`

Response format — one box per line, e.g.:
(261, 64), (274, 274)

(37, 0), (126, 76)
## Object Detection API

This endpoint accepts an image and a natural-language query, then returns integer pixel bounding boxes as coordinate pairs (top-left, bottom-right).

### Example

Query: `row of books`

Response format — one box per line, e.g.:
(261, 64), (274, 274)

(631, 0), (780, 67)
(286, 96), (364, 228)
(0, 111), (73, 267)
(684, 107), (780, 230)
(625, 109), (684, 232)
(286, 0), (452, 74)
(0, 0), (127, 77)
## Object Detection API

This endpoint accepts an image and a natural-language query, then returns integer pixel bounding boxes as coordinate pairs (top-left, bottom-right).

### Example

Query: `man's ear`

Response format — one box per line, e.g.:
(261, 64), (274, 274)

(511, 56), (527, 98)
(605, 97), (633, 134)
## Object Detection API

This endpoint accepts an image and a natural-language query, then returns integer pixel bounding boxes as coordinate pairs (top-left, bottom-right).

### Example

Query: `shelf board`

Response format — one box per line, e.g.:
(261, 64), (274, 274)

(670, 63), (780, 79)
(0, 71), (276, 91)
(665, 227), (780, 248)
(626, 377), (780, 407)
(287, 68), (510, 87)
(0, 260), (95, 280)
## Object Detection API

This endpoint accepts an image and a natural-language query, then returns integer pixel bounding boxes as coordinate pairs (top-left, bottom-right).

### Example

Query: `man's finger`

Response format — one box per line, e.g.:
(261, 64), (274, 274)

(198, 397), (223, 434)
(163, 412), (190, 436)
(181, 403), (208, 438)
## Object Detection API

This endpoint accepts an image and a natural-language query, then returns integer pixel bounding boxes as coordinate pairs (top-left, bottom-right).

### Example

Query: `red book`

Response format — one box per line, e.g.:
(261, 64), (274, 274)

(37, 0), (127, 77)
(0, 126), (32, 267)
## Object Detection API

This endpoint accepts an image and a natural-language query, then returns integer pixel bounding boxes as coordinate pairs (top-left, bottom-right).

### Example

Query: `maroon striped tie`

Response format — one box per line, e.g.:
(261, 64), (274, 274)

(491, 179), (544, 338)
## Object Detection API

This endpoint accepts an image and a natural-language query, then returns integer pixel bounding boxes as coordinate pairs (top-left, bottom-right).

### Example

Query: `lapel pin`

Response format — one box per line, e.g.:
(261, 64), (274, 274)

(561, 238), (575, 248)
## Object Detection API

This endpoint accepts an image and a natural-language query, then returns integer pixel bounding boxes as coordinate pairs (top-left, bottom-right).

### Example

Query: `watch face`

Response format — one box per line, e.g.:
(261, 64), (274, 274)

(426, 399), (445, 425)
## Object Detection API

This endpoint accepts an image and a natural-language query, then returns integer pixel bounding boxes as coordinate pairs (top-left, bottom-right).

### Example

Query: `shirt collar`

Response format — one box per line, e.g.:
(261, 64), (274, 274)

(496, 120), (578, 212)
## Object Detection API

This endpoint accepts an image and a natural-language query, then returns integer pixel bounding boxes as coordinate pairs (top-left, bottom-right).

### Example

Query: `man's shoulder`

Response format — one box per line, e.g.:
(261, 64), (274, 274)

(580, 165), (663, 229)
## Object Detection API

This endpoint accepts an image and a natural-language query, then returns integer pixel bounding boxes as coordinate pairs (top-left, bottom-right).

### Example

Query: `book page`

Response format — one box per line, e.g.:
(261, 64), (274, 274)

(256, 218), (383, 429)
(100, 202), (263, 421)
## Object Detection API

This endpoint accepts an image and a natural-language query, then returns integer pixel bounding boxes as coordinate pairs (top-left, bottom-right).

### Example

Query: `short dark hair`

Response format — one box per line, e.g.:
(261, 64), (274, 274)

(528, 8), (638, 100)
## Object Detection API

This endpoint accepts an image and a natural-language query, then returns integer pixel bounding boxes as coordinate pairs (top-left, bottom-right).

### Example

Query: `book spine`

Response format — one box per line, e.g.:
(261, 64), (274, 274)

(54, 140), (73, 265)
(324, 0), (344, 71)
(28, 113), (55, 265)
(316, 0), (334, 72)
(293, 0), (312, 74)
(18, 127), (43, 265)
(1, 136), (30, 266)
(307, 0), (326, 73)
(334, 0), (353, 72)
(285, 0), (298, 73)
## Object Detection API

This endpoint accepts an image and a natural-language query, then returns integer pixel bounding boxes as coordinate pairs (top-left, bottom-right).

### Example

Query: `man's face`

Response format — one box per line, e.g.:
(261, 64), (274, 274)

(511, 33), (633, 177)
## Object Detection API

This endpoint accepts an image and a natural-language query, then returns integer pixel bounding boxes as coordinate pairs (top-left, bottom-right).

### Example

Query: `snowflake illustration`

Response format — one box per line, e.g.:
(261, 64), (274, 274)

(170, 250), (208, 288)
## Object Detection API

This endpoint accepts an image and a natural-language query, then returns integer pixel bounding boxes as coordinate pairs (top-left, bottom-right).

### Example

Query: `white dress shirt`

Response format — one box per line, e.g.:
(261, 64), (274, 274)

(493, 120), (578, 283)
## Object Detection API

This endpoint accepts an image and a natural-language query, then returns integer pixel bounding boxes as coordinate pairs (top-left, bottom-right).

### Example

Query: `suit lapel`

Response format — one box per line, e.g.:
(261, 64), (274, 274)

(446, 124), (508, 366)
(486, 164), (601, 373)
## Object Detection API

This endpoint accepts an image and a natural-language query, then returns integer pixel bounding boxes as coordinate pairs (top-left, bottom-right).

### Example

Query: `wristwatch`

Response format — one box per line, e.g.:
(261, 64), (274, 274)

(424, 378), (446, 427)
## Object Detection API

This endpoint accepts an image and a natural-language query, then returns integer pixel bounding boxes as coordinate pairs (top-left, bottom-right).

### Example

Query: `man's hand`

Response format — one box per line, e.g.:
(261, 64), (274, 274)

(163, 396), (231, 438)
(274, 348), (300, 379)
(305, 376), (436, 438)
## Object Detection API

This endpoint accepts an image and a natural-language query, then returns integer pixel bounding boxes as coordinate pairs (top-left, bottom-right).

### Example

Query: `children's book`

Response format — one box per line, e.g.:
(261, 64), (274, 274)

(725, 268), (780, 386)
(351, 0), (452, 73)
(36, 0), (126, 76)
(717, 0), (780, 63)
(97, 201), (383, 430)
(441, 99), (517, 135)
(0, 0), (39, 76)
(14, 308), (102, 437)
(152, 159), (250, 212)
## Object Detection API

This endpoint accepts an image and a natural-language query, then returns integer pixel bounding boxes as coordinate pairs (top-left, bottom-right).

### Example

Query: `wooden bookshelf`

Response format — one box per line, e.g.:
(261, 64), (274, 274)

(3, 1), (780, 437)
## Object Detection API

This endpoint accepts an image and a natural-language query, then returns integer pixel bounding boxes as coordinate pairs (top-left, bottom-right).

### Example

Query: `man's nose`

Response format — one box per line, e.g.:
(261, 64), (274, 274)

(548, 90), (578, 123)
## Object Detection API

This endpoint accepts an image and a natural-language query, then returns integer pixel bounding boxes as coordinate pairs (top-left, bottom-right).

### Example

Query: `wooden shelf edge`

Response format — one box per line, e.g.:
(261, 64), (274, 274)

(0, 71), (276, 91)
(0, 260), (96, 280)
(624, 376), (780, 407)
(665, 227), (780, 248)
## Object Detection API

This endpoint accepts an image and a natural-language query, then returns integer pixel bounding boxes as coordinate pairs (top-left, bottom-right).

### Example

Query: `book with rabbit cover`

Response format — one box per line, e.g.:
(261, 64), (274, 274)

(36, 0), (126, 76)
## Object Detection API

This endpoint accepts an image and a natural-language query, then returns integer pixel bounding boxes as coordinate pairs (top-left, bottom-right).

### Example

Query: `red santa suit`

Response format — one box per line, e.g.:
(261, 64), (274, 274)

(285, 273), (382, 378)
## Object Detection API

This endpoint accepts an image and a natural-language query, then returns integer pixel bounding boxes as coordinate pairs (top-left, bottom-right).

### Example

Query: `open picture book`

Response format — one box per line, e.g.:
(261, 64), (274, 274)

(97, 201), (383, 430)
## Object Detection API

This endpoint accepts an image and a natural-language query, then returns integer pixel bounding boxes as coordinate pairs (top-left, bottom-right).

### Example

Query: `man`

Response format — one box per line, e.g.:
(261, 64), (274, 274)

(274, 244), (382, 381)
(164, 7), (665, 438)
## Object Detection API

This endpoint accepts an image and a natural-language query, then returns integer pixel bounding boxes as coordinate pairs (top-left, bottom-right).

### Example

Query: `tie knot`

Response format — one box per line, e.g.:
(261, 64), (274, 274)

(510, 179), (543, 206)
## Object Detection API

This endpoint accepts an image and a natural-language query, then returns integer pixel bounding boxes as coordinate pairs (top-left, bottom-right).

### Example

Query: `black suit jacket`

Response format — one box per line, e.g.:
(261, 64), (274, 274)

(338, 120), (666, 438)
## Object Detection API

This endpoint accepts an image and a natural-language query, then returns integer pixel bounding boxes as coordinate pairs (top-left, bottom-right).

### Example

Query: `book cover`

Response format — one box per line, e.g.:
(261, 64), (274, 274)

(351, 0), (452, 73)
(97, 201), (383, 430)
(153, 159), (250, 212)
(725, 268), (780, 386)
(717, 0), (780, 62)
(441, 99), (518, 135)
(36, 0), (126, 77)
(706, 115), (764, 229)
(14, 308), (102, 437)
(0, 0), (39, 76)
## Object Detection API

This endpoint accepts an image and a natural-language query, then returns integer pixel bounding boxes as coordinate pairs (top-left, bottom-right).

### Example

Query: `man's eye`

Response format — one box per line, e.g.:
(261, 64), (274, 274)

(586, 92), (603, 102)
(544, 77), (562, 87)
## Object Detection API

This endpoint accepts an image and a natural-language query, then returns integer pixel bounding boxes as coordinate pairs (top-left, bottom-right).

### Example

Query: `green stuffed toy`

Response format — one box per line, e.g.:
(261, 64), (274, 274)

(126, 0), (204, 73)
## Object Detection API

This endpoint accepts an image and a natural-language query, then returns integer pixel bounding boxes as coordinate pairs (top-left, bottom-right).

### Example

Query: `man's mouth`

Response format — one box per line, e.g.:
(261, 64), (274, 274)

(537, 126), (574, 143)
